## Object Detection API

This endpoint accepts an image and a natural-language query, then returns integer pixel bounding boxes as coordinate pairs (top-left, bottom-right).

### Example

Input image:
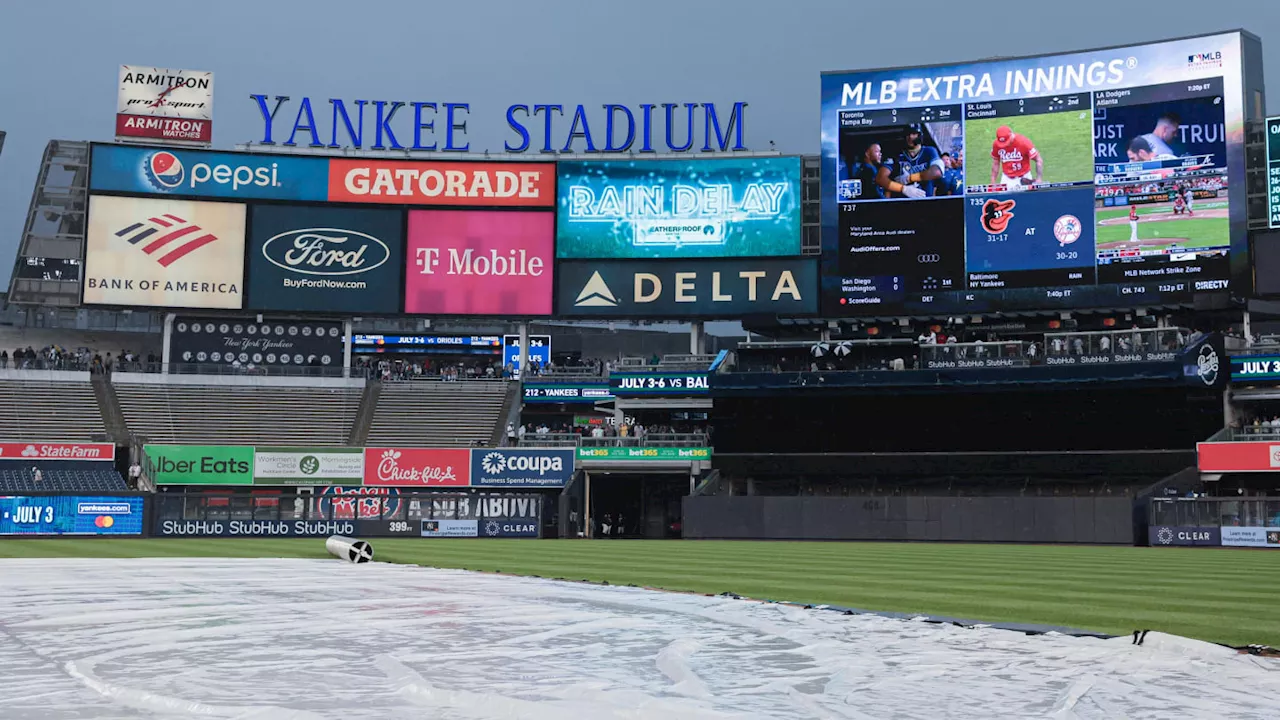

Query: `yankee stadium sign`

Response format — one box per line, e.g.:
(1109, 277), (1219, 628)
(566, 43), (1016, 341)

(249, 96), (749, 154)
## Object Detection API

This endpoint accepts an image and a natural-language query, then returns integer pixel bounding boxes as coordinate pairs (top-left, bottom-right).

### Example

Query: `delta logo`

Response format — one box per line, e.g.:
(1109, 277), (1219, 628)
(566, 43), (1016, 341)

(114, 213), (220, 267)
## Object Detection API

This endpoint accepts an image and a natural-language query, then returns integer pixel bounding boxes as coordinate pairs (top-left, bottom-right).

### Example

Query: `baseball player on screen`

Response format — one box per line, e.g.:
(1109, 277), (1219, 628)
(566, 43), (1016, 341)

(845, 142), (888, 200)
(1128, 204), (1140, 243)
(1182, 184), (1195, 217)
(990, 125), (1043, 191)
(881, 125), (943, 198)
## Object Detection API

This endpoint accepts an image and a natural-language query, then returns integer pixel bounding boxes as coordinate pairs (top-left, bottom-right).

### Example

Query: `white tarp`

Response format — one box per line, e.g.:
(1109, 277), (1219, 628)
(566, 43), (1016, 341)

(0, 558), (1276, 719)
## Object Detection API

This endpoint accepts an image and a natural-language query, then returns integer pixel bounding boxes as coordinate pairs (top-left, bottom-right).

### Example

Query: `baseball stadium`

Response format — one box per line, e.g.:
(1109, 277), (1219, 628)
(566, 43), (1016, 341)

(1, 8), (1279, 719)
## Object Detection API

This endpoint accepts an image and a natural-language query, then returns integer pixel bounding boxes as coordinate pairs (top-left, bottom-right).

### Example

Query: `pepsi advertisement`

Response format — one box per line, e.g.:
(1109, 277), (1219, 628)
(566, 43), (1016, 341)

(90, 144), (329, 201)
(0, 495), (145, 536)
(471, 449), (574, 487)
(557, 157), (802, 259)
(246, 204), (404, 313)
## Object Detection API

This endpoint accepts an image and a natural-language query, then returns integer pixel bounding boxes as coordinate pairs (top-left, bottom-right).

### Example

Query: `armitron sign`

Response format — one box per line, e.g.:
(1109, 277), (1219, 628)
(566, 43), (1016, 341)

(117, 66), (213, 145)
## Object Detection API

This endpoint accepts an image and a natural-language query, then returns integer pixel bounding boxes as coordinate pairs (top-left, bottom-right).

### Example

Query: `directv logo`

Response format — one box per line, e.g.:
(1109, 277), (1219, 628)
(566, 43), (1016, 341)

(575, 272), (619, 307)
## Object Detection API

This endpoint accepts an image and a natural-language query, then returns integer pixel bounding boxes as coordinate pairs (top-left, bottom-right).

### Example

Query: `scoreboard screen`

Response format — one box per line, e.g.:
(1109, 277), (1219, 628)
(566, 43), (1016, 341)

(0, 495), (145, 536)
(821, 32), (1253, 316)
(1266, 117), (1280, 228)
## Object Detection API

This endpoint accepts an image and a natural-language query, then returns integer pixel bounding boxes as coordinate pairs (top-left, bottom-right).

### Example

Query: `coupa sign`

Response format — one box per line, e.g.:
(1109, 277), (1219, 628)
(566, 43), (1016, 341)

(247, 204), (404, 314)
(470, 449), (573, 487)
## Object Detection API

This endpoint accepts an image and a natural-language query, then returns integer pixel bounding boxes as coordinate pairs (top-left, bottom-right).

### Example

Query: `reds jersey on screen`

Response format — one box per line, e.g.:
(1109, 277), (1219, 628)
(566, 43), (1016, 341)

(992, 135), (1039, 178)
(897, 146), (943, 196)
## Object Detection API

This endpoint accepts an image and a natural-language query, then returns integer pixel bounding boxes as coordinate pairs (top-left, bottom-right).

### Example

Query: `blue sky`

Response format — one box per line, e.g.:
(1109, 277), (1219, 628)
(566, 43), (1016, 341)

(0, 0), (1273, 289)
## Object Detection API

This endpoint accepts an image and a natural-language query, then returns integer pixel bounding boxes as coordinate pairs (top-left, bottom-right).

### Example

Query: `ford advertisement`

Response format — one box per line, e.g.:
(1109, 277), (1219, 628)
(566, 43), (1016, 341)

(90, 144), (329, 201)
(247, 204), (404, 313)
(470, 449), (574, 487)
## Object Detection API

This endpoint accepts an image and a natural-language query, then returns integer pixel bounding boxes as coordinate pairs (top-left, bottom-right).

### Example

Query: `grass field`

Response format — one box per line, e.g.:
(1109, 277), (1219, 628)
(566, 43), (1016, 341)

(1095, 201), (1229, 251)
(2, 538), (1278, 648)
(964, 110), (1094, 186)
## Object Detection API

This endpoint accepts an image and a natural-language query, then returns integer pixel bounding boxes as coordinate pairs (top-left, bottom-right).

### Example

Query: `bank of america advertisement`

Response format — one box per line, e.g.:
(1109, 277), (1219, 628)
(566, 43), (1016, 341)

(557, 157), (802, 259)
(84, 195), (246, 309)
(819, 32), (1253, 316)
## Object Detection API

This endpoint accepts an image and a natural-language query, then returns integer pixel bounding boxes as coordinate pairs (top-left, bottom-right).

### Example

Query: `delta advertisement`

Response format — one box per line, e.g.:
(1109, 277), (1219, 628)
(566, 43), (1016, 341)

(556, 157), (802, 259)
(404, 209), (555, 316)
(0, 495), (145, 536)
(83, 195), (246, 309)
(247, 204), (404, 313)
(556, 257), (819, 318)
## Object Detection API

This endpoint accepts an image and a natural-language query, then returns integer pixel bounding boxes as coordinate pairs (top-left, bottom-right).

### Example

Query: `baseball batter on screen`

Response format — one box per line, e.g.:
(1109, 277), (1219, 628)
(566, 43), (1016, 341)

(877, 125), (944, 199)
(990, 125), (1043, 191)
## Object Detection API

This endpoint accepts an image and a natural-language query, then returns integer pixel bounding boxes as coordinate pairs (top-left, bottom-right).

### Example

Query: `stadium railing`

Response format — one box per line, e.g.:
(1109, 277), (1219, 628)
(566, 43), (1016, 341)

(1150, 496), (1280, 529)
(519, 433), (709, 448)
(146, 362), (353, 378)
(1223, 426), (1280, 442)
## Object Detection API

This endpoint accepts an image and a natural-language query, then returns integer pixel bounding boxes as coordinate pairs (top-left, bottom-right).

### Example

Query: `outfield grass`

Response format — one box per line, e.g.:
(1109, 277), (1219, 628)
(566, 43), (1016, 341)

(964, 110), (1094, 185)
(2, 538), (1277, 648)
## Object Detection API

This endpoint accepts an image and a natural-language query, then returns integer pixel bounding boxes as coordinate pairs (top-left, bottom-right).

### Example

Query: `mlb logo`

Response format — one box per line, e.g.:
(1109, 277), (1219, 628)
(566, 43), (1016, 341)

(837, 179), (862, 201)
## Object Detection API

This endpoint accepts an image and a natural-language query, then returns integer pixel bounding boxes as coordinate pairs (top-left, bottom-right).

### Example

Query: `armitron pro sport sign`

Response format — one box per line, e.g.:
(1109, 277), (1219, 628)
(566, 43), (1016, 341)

(116, 66), (214, 145)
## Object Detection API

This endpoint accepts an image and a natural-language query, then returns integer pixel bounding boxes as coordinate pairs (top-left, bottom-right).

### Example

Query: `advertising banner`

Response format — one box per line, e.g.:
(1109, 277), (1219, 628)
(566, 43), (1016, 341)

(328, 159), (555, 207)
(0, 495), (145, 536)
(0, 443), (115, 461)
(417, 494), (541, 537)
(247, 204), (404, 313)
(155, 518), (358, 538)
(253, 447), (364, 485)
(315, 486), (402, 520)
(404, 209), (554, 315)
(1197, 441), (1280, 472)
(523, 382), (613, 402)
(147, 445), (254, 485)
(117, 66), (213, 144)
(1148, 525), (1221, 546)
(556, 157), (802, 259)
(90, 144), (330, 201)
(1230, 354), (1280, 383)
(1220, 526), (1280, 547)
(84, 195), (246, 309)
(421, 519), (479, 537)
(501, 334), (551, 374)
(363, 447), (471, 487)
(556, 257), (818, 318)
(611, 371), (710, 397)
(470, 449), (574, 487)
(576, 447), (712, 461)
(172, 317), (343, 369)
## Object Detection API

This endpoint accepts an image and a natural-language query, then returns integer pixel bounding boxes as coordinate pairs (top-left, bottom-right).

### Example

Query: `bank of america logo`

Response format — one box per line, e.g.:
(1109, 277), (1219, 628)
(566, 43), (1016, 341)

(115, 214), (219, 267)
(575, 271), (618, 307)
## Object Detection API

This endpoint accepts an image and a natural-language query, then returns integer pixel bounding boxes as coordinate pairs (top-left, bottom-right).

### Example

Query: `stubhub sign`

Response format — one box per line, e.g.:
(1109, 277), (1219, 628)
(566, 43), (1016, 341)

(90, 143), (329, 201)
(471, 449), (573, 487)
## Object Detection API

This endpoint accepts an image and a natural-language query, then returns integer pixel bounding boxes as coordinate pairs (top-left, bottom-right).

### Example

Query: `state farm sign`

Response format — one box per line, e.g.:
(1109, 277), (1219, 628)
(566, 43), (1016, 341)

(327, 159), (553, 207)
(0, 443), (115, 461)
(404, 209), (554, 315)
(363, 447), (470, 487)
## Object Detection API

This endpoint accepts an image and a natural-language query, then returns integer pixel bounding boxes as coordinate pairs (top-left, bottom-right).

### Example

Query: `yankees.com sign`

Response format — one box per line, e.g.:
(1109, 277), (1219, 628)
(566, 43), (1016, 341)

(471, 449), (573, 487)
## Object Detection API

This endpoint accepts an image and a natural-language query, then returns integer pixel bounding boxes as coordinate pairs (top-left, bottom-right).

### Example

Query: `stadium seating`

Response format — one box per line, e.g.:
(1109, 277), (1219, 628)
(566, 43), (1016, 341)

(0, 468), (127, 493)
(113, 383), (362, 446)
(0, 379), (107, 440)
(366, 380), (509, 447)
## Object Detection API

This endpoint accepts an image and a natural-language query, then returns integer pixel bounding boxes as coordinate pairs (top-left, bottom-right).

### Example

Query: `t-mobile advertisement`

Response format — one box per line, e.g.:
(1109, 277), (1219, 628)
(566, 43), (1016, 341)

(404, 209), (554, 316)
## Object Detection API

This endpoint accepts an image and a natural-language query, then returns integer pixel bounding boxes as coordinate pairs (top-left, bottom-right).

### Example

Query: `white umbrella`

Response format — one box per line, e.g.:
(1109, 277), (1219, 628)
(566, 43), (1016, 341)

(810, 342), (830, 357)
(833, 341), (853, 357)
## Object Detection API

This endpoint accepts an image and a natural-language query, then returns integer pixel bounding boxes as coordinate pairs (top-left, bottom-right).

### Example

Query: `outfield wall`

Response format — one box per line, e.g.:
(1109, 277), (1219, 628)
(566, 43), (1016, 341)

(683, 496), (1134, 544)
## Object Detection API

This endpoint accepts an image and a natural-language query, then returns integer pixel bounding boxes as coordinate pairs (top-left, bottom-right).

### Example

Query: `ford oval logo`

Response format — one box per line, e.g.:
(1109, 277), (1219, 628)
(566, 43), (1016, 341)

(262, 227), (389, 277)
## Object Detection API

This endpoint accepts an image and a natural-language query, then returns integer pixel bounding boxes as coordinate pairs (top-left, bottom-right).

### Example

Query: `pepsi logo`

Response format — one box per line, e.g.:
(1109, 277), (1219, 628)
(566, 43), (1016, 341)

(145, 152), (185, 190)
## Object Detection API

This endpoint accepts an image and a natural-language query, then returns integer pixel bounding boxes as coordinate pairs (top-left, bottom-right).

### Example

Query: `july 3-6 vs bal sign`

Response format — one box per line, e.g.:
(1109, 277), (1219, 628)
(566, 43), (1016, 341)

(116, 66), (214, 145)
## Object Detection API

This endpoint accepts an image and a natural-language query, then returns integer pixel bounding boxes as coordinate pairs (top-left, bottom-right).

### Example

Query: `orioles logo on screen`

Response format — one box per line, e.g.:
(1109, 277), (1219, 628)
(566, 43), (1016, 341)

(980, 198), (1016, 234)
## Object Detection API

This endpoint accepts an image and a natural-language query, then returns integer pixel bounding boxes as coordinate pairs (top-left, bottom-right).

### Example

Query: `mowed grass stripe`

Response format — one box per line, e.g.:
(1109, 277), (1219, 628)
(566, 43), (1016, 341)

(2, 539), (1277, 646)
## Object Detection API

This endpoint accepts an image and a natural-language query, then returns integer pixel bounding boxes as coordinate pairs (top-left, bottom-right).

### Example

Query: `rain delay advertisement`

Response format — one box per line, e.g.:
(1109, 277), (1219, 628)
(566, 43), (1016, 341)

(247, 204), (404, 313)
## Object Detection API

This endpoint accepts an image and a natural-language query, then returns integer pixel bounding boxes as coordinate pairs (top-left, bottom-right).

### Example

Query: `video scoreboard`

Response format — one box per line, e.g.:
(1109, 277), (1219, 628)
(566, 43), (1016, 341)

(821, 32), (1253, 316)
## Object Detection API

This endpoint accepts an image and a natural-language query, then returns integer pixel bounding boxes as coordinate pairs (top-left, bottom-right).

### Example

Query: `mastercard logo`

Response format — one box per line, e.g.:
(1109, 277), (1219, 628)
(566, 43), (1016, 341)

(93, 516), (115, 528)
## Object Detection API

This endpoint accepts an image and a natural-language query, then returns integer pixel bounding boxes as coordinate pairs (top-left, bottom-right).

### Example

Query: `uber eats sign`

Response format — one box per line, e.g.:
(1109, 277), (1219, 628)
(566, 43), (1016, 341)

(146, 445), (254, 485)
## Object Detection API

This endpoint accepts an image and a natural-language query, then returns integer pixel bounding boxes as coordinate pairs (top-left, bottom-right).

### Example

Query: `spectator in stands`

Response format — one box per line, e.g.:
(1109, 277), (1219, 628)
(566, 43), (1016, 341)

(128, 462), (141, 487)
(0, 350), (6, 368)
(506, 423), (517, 447)
(32, 467), (42, 484)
